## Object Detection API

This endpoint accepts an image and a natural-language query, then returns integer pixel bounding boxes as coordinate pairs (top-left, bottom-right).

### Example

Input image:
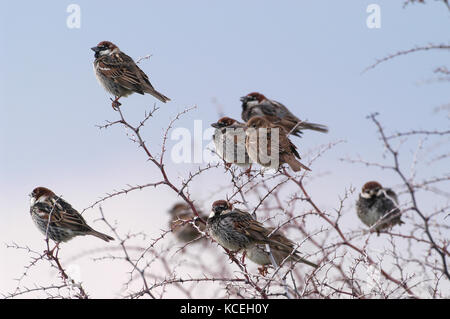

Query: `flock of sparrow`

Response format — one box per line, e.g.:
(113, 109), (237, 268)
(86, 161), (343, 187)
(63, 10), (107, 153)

(29, 41), (404, 272)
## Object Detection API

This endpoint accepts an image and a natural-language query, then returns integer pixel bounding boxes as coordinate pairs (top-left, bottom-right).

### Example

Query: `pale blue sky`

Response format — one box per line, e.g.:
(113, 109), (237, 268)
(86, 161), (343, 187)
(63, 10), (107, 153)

(0, 1), (448, 296)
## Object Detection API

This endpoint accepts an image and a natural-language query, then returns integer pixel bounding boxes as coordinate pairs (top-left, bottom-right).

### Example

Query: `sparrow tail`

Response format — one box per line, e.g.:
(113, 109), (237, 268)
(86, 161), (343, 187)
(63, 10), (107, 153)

(297, 122), (329, 134)
(266, 239), (318, 268)
(291, 255), (319, 268)
(285, 156), (311, 172)
(145, 88), (171, 103)
(88, 229), (114, 242)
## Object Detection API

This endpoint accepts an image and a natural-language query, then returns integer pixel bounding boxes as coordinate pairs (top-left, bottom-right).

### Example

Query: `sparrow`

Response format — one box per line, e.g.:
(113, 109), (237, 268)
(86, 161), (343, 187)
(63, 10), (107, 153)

(211, 117), (252, 168)
(207, 200), (308, 256)
(241, 92), (328, 137)
(91, 41), (170, 109)
(356, 181), (403, 234)
(245, 116), (311, 172)
(30, 187), (114, 243)
(168, 202), (206, 243)
(245, 227), (318, 269)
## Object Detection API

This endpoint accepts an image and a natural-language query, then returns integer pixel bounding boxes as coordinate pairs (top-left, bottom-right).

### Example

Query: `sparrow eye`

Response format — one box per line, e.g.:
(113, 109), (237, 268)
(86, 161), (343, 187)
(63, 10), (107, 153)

(217, 205), (227, 211)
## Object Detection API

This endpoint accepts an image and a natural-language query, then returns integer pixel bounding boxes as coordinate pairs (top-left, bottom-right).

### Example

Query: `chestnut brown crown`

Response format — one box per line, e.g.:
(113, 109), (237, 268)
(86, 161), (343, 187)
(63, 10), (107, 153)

(91, 41), (119, 58)
(240, 92), (267, 105)
(361, 181), (383, 195)
(247, 92), (266, 102)
(211, 117), (237, 128)
(31, 187), (55, 200)
(96, 41), (118, 50)
(211, 200), (232, 215)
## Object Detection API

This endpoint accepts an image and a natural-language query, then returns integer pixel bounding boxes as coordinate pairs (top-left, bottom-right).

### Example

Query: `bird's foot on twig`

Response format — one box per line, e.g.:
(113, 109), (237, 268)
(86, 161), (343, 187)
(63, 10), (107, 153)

(258, 266), (269, 276)
(110, 97), (122, 110)
(244, 165), (253, 178)
(45, 243), (60, 258)
(225, 249), (239, 263)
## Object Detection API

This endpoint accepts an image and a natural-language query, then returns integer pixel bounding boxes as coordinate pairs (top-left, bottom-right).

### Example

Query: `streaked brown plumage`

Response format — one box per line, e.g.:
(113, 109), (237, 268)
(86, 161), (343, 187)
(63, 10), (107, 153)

(245, 116), (311, 172)
(245, 227), (317, 268)
(356, 181), (403, 234)
(92, 41), (170, 108)
(241, 92), (328, 137)
(30, 187), (114, 243)
(207, 200), (313, 263)
(211, 117), (252, 168)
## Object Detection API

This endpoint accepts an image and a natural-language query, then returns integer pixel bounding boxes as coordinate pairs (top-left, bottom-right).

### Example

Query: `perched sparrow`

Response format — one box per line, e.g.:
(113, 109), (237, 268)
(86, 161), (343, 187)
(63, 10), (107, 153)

(241, 92), (328, 137)
(246, 227), (318, 269)
(207, 200), (304, 254)
(92, 41), (170, 108)
(245, 116), (311, 172)
(30, 187), (114, 243)
(168, 202), (206, 243)
(211, 117), (252, 168)
(356, 181), (403, 233)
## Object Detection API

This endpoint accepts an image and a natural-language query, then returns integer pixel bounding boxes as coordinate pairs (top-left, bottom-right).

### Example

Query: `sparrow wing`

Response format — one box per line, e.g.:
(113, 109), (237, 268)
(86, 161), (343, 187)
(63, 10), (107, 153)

(256, 100), (278, 117)
(276, 126), (311, 171)
(268, 233), (301, 259)
(264, 228), (318, 267)
(31, 201), (59, 222)
(377, 191), (403, 227)
(96, 52), (151, 95)
(269, 100), (301, 122)
(115, 52), (166, 98)
(277, 127), (301, 159)
(384, 188), (399, 205)
(260, 227), (304, 254)
(38, 196), (94, 233)
(263, 115), (302, 136)
(231, 210), (269, 243)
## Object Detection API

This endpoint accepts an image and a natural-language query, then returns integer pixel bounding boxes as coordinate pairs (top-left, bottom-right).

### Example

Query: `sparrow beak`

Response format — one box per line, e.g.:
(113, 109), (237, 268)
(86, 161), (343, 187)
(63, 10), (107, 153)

(211, 123), (220, 128)
(240, 96), (247, 103)
(91, 46), (101, 52)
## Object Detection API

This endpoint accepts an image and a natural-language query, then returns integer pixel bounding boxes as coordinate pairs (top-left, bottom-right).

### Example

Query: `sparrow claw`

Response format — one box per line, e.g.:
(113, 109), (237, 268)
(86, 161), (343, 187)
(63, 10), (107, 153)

(225, 249), (238, 263)
(244, 166), (252, 178)
(258, 266), (269, 276)
(110, 97), (122, 110)
(45, 243), (60, 258)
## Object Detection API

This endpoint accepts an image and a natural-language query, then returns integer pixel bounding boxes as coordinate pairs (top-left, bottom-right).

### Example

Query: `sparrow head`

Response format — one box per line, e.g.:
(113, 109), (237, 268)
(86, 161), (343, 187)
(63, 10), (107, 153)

(209, 200), (232, 218)
(211, 117), (237, 129)
(91, 41), (119, 59)
(246, 116), (270, 129)
(168, 203), (190, 216)
(30, 187), (55, 206)
(361, 181), (383, 199)
(240, 92), (267, 109)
